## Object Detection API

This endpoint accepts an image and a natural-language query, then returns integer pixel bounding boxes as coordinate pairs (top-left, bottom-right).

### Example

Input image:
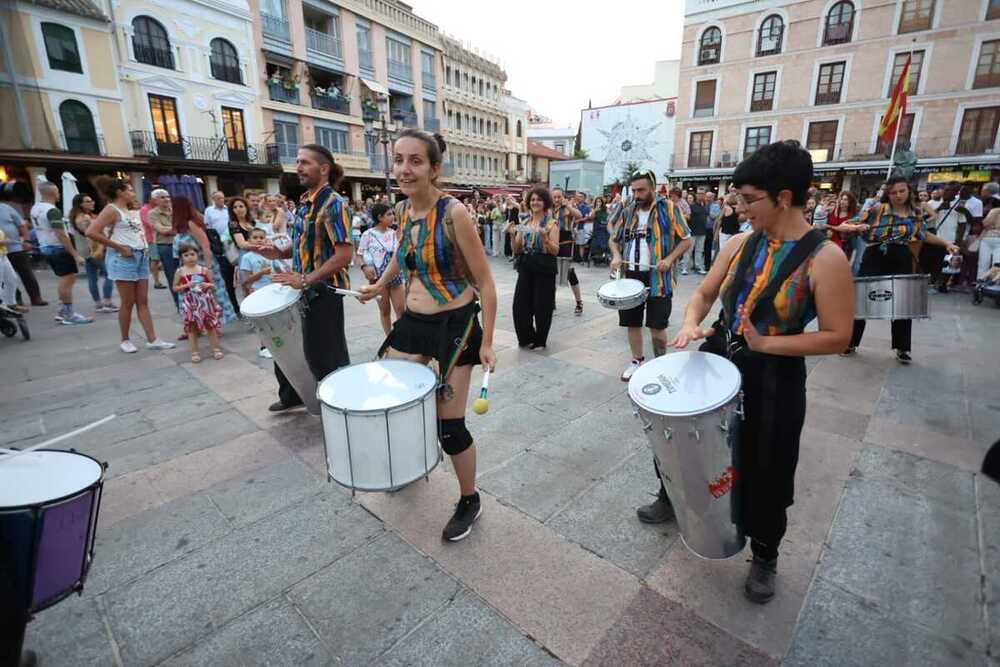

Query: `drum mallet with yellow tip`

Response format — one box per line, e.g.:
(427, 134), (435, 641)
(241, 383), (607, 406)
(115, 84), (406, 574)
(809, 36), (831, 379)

(472, 368), (491, 415)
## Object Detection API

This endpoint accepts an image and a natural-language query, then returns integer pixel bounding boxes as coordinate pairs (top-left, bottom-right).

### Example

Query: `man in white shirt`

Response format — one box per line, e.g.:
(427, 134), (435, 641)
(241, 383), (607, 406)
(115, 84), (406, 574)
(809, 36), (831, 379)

(203, 191), (230, 237)
(30, 182), (91, 324)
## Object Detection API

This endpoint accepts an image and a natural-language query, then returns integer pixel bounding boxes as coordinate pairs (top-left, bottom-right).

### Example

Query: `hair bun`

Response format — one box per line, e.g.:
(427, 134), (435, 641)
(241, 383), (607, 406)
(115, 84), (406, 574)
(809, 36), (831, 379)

(433, 132), (447, 155)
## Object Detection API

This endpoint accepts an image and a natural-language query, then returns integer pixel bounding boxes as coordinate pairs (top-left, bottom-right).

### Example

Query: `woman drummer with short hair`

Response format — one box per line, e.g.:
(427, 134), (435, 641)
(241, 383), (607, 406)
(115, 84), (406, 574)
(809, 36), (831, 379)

(671, 140), (855, 604)
(360, 129), (497, 542)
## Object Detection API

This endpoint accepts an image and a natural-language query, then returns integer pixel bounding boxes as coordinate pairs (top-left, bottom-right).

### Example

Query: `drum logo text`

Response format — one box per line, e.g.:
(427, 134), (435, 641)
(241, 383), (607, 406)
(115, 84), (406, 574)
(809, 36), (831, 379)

(708, 466), (738, 499)
(867, 289), (893, 302)
(656, 374), (679, 394)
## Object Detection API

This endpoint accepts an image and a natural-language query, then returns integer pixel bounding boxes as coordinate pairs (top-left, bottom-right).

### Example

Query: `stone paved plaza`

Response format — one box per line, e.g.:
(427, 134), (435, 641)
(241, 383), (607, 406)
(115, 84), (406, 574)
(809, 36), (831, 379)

(3, 257), (998, 666)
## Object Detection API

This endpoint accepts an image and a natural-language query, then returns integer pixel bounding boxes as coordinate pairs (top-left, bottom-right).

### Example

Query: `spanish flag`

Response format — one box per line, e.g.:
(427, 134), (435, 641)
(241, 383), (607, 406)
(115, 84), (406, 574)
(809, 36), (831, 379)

(878, 52), (911, 146)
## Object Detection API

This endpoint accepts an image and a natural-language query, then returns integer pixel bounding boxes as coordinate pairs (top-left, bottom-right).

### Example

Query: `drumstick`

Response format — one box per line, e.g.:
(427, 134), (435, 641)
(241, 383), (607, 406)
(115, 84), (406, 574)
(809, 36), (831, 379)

(333, 287), (381, 301)
(0, 414), (117, 463)
(472, 369), (491, 415)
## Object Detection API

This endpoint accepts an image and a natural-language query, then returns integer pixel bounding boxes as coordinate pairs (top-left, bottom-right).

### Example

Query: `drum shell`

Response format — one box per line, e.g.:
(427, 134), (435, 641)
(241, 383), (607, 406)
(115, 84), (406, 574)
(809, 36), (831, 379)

(854, 274), (929, 320)
(0, 452), (104, 614)
(245, 298), (320, 415)
(596, 279), (649, 311)
(319, 373), (441, 492)
(557, 257), (570, 286)
(632, 395), (745, 559)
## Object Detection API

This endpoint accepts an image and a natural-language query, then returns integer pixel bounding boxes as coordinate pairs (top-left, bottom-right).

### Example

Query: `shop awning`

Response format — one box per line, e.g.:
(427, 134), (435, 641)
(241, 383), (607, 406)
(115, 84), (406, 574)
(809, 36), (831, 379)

(361, 78), (389, 96)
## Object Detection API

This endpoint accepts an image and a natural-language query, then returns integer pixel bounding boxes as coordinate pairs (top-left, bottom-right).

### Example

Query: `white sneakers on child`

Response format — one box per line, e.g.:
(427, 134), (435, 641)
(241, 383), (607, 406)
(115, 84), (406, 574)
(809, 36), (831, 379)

(146, 339), (176, 350)
(120, 340), (138, 354)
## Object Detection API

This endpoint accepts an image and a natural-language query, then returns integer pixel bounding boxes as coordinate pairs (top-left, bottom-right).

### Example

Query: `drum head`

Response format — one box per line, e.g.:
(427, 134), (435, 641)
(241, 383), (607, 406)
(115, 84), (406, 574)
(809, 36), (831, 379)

(240, 283), (301, 318)
(0, 451), (103, 508)
(598, 278), (645, 298)
(318, 360), (437, 412)
(629, 351), (741, 417)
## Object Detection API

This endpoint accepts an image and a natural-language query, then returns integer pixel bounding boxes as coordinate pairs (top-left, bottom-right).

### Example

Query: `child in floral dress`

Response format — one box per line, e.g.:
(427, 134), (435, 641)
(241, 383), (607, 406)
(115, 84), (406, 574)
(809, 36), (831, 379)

(173, 243), (223, 362)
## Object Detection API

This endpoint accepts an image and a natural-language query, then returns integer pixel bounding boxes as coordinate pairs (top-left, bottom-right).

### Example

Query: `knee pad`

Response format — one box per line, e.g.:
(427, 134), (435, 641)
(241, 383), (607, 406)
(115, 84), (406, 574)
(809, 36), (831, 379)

(439, 417), (473, 456)
(568, 268), (579, 286)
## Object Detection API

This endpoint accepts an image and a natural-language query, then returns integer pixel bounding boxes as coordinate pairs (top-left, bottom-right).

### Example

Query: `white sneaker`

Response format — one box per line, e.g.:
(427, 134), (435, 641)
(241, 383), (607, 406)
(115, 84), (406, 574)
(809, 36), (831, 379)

(60, 312), (94, 325)
(258, 347), (273, 359)
(681, 269), (689, 275)
(146, 338), (176, 350)
(621, 358), (644, 382)
(120, 340), (138, 354)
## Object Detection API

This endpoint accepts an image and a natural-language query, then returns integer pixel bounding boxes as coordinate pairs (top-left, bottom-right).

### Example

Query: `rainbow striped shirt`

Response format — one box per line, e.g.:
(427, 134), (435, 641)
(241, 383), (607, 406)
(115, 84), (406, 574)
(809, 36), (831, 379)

(396, 196), (471, 305)
(292, 185), (351, 289)
(611, 196), (691, 297)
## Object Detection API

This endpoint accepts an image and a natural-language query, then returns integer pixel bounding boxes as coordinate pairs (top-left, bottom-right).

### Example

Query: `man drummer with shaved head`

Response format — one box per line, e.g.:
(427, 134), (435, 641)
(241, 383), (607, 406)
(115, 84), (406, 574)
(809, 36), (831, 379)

(609, 169), (691, 528)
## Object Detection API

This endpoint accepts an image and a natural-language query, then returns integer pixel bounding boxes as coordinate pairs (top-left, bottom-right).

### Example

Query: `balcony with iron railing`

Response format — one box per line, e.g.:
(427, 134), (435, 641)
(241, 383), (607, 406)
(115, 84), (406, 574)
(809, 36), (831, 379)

(268, 81), (300, 105)
(133, 43), (174, 69)
(358, 48), (375, 74)
(210, 61), (242, 85)
(311, 93), (351, 114)
(262, 13), (290, 42)
(388, 59), (412, 82)
(422, 71), (436, 92)
(394, 110), (418, 128)
(130, 131), (279, 165)
(305, 27), (342, 58)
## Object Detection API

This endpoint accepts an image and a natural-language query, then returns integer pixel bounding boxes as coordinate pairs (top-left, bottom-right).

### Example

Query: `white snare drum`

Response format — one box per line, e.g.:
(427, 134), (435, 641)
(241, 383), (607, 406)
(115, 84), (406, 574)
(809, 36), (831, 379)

(317, 360), (440, 492)
(597, 278), (648, 310)
(629, 351), (745, 559)
(241, 284), (319, 415)
(854, 274), (929, 320)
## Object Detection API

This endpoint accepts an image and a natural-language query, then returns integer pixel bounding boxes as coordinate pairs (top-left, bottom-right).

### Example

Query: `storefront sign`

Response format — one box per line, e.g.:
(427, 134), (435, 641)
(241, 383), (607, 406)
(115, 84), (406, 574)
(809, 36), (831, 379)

(927, 169), (993, 183)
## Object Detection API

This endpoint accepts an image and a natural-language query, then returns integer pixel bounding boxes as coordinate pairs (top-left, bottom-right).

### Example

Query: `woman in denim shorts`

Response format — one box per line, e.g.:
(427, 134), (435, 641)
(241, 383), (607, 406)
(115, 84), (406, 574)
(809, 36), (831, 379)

(86, 177), (174, 354)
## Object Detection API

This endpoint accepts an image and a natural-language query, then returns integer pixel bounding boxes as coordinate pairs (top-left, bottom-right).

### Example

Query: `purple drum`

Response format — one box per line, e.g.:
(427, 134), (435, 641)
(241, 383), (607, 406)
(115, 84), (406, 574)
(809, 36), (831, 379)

(0, 450), (105, 613)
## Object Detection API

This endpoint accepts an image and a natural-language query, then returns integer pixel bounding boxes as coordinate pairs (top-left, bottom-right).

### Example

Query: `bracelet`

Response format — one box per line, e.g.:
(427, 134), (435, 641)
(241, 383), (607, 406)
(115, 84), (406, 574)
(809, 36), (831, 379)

(300, 273), (309, 289)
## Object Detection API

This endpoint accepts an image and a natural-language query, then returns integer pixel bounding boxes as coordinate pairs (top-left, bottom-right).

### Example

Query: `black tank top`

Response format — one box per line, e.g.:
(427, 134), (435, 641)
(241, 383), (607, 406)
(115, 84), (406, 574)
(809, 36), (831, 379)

(721, 210), (741, 235)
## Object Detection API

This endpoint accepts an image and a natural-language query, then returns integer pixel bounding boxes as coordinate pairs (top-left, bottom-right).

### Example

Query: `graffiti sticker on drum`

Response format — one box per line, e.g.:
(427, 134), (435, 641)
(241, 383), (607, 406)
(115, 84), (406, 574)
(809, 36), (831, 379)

(642, 383), (661, 395)
(867, 289), (893, 302)
(708, 466), (738, 499)
(272, 336), (284, 348)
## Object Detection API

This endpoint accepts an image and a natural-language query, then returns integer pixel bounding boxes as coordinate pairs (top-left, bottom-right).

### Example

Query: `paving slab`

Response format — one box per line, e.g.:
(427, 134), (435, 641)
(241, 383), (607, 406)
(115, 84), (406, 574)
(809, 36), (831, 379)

(819, 446), (984, 650)
(379, 590), (561, 666)
(358, 470), (641, 666)
(290, 533), (460, 665)
(205, 455), (327, 526)
(864, 417), (986, 472)
(466, 399), (566, 476)
(22, 594), (117, 666)
(802, 401), (870, 441)
(105, 494), (383, 665)
(478, 451), (603, 523)
(582, 586), (777, 667)
(784, 577), (980, 667)
(546, 451), (678, 578)
(161, 597), (334, 667)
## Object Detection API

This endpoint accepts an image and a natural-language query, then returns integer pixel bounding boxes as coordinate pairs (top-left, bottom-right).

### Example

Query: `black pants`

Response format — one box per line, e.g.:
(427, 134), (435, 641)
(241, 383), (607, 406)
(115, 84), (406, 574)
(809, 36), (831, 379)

(7, 250), (42, 304)
(214, 254), (240, 317)
(733, 350), (806, 561)
(513, 256), (556, 347)
(703, 230), (715, 270)
(850, 244), (914, 352)
(274, 287), (350, 407)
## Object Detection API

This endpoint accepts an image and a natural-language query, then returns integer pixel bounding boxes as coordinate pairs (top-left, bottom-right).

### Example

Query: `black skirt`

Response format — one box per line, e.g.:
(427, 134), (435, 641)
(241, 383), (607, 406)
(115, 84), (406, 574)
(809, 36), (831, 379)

(384, 300), (483, 368)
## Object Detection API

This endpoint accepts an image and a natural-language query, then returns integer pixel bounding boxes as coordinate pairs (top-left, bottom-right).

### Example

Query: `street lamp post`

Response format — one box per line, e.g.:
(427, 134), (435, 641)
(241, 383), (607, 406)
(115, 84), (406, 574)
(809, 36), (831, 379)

(364, 94), (402, 203)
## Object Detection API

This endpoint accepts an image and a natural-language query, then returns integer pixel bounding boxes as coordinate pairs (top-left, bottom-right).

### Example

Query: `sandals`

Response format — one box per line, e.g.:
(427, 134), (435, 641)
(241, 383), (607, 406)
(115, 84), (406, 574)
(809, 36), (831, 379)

(191, 352), (202, 363)
(212, 348), (224, 360)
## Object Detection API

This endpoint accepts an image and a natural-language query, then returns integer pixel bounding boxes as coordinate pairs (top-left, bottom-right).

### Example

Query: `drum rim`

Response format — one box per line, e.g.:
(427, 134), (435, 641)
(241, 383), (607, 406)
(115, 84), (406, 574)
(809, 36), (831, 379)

(853, 273), (930, 282)
(316, 359), (438, 413)
(596, 278), (647, 297)
(325, 452), (443, 493)
(240, 284), (303, 318)
(0, 449), (105, 510)
(628, 351), (742, 417)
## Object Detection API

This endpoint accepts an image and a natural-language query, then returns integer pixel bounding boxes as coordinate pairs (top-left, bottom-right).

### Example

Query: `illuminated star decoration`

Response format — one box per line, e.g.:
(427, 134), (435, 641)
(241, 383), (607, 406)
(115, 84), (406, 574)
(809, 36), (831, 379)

(597, 113), (663, 172)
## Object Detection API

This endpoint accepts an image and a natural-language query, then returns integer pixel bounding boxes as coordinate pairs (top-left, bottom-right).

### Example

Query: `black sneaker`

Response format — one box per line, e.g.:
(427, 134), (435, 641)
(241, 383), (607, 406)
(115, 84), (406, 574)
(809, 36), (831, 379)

(574, 301), (583, 315)
(896, 350), (912, 365)
(268, 400), (303, 412)
(636, 489), (676, 524)
(744, 556), (777, 604)
(840, 347), (856, 357)
(442, 493), (482, 542)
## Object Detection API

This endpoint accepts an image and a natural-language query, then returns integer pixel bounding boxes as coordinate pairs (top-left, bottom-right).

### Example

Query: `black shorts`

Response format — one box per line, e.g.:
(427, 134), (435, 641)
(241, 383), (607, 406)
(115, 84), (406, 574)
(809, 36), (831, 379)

(558, 229), (573, 258)
(618, 270), (672, 330)
(386, 300), (483, 368)
(43, 248), (78, 277)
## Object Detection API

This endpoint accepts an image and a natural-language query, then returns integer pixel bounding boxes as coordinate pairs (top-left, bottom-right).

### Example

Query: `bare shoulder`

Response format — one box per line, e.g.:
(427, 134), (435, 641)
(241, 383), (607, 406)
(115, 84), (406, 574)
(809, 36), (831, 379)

(810, 241), (852, 289)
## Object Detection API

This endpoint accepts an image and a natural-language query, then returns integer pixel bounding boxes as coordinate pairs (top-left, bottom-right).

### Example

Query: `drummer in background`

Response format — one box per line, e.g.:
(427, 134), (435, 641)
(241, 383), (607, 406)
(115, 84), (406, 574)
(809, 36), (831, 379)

(250, 144), (353, 412)
(360, 129), (498, 542)
(609, 169), (692, 383)
(552, 187), (585, 315)
(839, 176), (959, 363)
(670, 140), (854, 604)
(511, 185), (559, 349)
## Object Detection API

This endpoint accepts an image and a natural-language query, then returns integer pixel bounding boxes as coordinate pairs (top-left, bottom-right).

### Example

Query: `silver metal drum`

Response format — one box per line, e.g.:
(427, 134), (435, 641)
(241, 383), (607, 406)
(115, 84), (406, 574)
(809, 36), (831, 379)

(596, 278), (648, 310)
(241, 284), (320, 415)
(317, 360), (440, 492)
(854, 274), (929, 320)
(557, 257), (571, 286)
(629, 351), (745, 559)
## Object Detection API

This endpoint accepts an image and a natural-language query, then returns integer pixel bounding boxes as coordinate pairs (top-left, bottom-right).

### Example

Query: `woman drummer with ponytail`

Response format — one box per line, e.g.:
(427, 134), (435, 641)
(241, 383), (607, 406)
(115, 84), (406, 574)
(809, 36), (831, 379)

(359, 129), (498, 542)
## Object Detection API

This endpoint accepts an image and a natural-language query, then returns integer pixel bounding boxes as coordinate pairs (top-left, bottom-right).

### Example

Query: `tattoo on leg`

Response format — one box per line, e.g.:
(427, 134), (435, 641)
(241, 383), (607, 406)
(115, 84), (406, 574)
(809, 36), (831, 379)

(653, 340), (667, 357)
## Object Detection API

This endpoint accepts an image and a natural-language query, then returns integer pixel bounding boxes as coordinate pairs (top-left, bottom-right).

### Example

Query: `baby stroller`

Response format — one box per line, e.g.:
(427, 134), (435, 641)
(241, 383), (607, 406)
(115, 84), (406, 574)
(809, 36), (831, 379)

(0, 304), (30, 340)
(972, 262), (1000, 307)
(589, 221), (611, 266)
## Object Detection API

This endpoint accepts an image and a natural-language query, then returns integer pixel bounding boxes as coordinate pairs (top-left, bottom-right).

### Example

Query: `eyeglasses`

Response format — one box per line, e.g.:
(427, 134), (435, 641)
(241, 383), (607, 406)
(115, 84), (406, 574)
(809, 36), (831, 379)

(735, 192), (770, 207)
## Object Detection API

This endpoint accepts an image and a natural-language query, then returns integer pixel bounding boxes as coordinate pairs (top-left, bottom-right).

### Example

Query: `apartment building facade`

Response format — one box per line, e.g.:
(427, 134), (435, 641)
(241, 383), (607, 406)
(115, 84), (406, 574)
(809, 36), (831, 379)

(439, 34), (508, 189)
(502, 92), (530, 185)
(672, 0), (1000, 193)
(255, 0), (443, 200)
